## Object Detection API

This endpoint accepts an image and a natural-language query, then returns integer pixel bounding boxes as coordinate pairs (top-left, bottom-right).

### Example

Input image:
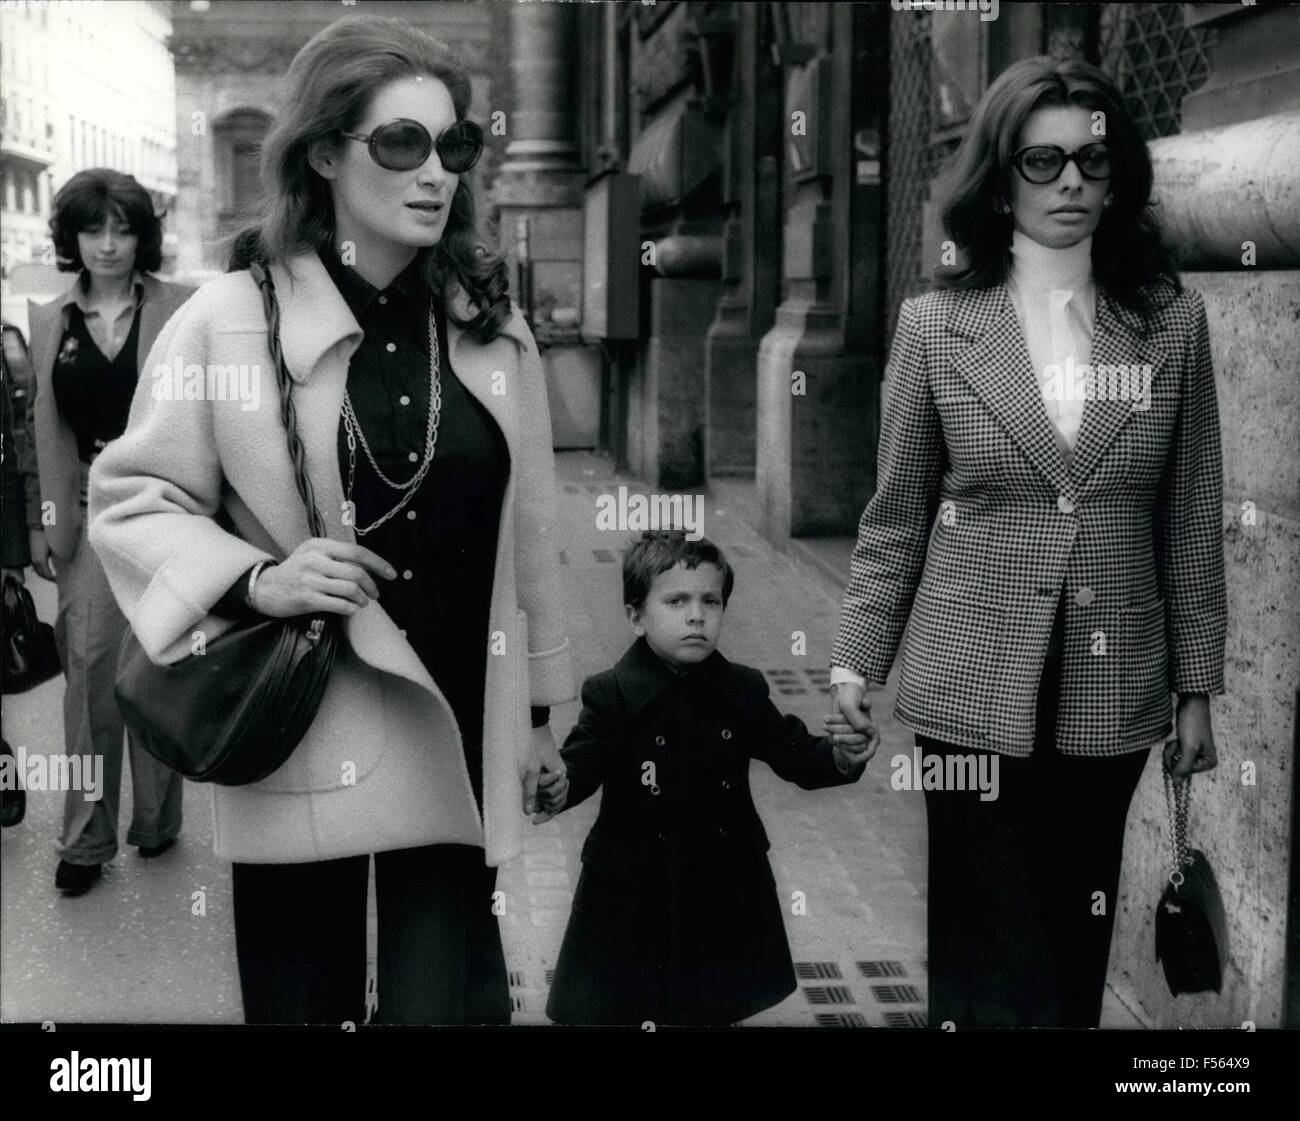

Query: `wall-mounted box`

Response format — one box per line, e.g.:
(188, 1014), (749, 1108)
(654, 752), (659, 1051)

(582, 171), (641, 341)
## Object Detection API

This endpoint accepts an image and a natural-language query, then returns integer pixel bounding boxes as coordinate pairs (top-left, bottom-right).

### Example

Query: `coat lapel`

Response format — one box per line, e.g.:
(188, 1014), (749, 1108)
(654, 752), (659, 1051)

(949, 283), (1068, 491)
(1066, 287), (1167, 488)
(947, 281), (1168, 492)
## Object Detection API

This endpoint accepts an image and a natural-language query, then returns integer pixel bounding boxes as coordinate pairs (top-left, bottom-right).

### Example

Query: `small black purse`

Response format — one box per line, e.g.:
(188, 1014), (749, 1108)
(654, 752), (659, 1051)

(113, 260), (340, 785)
(1, 572), (61, 694)
(1155, 765), (1227, 995)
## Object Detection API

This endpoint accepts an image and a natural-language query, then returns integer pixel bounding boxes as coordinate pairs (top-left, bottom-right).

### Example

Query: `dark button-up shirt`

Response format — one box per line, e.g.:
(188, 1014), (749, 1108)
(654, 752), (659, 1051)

(216, 249), (513, 795)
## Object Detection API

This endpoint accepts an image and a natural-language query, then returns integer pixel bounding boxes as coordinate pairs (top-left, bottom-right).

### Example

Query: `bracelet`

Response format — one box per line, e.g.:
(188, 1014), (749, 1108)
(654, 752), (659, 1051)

(247, 560), (275, 613)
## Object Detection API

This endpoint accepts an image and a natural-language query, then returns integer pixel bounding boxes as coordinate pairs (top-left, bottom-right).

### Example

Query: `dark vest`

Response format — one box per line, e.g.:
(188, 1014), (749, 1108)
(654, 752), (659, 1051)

(51, 303), (141, 464)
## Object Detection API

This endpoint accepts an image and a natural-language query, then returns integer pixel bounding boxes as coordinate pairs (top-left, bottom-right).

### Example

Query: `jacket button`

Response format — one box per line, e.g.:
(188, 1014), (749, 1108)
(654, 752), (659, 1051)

(721, 779), (731, 791)
(721, 729), (732, 740)
(1056, 495), (1076, 515)
(1075, 586), (1095, 607)
(656, 832), (666, 842)
(717, 826), (727, 837)
(654, 735), (665, 746)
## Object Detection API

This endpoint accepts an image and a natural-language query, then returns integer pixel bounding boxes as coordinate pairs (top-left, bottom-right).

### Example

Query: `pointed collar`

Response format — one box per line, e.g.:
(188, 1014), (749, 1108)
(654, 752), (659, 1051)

(612, 635), (753, 717)
(270, 250), (534, 384)
(60, 269), (147, 314)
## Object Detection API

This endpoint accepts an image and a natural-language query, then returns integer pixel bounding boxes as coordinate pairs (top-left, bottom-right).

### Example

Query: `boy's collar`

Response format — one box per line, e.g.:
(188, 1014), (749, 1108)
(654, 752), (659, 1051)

(613, 635), (749, 716)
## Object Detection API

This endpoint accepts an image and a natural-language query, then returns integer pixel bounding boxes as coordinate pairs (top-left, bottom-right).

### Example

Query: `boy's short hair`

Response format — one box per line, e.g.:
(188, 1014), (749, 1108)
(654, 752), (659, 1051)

(622, 531), (735, 610)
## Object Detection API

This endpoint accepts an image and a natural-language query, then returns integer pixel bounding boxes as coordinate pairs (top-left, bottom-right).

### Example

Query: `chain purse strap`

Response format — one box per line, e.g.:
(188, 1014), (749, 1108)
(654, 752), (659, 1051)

(247, 260), (329, 541)
(1162, 764), (1193, 887)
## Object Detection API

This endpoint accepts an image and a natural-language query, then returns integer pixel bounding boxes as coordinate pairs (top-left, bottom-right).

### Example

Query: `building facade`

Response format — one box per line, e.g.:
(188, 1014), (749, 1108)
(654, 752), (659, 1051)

(0, 0), (178, 276)
(494, 0), (1297, 1028)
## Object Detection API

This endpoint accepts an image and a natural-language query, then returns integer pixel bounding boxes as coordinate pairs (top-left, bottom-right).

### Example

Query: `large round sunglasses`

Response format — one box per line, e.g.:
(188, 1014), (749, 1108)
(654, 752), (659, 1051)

(1011, 142), (1111, 184)
(339, 118), (483, 173)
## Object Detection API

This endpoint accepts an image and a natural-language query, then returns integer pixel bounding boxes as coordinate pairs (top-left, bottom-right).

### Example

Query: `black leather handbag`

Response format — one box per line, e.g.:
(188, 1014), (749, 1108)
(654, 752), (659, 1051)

(1155, 766), (1227, 995)
(1, 572), (61, 694)
(113, 260), (340, 785)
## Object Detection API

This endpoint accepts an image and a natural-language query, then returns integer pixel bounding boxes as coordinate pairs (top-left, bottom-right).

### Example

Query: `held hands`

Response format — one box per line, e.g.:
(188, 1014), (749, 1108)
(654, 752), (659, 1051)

(252, 538), (396, 617)
(1163, 695), (1218, 780)
(825, 680), (881, 772)
(522, 723), (568, 824)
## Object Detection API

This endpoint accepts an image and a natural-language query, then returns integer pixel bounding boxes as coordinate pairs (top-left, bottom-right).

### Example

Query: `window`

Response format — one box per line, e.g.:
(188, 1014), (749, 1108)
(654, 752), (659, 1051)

(215, 109), (271, 217)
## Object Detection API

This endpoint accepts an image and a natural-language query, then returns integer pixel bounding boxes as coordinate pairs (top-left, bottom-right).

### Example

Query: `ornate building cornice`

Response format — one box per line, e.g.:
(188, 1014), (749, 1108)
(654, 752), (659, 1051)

(169, 33), (305, 75)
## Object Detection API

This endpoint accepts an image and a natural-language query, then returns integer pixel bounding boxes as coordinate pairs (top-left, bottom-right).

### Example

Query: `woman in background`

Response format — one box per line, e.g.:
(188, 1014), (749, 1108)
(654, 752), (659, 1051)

(27, 170), (192, 895)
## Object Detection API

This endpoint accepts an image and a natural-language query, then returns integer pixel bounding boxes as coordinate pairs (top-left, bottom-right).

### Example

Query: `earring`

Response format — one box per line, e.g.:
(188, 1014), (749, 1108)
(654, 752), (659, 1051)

(996, 199), (1010, 215)
(1103, 195), (1113, 208)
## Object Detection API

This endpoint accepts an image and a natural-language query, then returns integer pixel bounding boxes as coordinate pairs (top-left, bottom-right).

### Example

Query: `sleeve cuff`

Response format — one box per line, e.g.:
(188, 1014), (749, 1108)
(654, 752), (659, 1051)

(830, 665), (867, 688)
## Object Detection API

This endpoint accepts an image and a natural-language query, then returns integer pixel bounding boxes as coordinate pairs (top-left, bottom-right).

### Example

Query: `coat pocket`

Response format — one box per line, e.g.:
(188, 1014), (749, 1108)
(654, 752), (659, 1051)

(897, 584), (1003, 740)
(1121, 598), (1171, 730)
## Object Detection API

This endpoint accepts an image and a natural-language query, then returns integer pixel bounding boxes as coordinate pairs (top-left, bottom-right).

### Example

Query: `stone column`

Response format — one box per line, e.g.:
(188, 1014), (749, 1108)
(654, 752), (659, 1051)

(703, 1), (782, 478)
(1101, 3), (1300, 1030)
(754, 2), (884, 542)
(491, 0), (597, 449)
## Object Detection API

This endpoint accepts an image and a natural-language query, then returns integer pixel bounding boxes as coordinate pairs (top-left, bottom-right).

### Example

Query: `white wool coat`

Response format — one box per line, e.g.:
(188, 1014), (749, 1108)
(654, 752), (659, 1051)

(88, 251), (575, 866)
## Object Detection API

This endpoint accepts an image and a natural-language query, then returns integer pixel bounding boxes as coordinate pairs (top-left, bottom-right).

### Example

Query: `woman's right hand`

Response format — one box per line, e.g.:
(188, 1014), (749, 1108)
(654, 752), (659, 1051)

(251, 538), (397, 618)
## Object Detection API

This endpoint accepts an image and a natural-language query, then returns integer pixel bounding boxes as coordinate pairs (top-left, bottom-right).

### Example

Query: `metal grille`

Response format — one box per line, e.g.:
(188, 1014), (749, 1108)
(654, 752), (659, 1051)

(1098, 4), (1213, 141)
(885, 12), (932, 345)
(815, 1012), (869, 1028)
(883, 1010), (928, 1028)
(871, 983), (923, 1004)
(857, 960), (907, 978)
(803, 985), (855, 1005)
(795, 961), (843, 981)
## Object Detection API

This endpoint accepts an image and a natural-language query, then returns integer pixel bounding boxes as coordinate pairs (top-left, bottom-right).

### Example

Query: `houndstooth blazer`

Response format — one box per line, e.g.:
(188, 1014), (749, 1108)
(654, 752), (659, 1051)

(832, 281), (1226, 758)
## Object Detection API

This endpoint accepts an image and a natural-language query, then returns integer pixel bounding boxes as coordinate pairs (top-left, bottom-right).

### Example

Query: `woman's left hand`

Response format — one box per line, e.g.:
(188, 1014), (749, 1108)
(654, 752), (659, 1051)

(520, 722), (563, 817)
(1164, 695), (1218, 779)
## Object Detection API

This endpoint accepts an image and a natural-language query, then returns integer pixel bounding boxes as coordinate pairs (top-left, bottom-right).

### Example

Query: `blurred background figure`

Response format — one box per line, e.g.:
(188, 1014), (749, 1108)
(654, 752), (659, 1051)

(24, 169), (193, 895)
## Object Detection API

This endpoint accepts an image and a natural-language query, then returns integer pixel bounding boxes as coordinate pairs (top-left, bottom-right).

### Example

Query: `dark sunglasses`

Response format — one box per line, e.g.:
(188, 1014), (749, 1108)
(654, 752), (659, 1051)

(1011, 142), (1111, 184)
(339, 117), (483, 173)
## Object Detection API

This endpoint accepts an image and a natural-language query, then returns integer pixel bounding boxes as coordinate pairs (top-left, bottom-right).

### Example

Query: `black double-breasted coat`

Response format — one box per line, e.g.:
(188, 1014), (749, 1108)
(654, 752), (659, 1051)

(545, 637), (864, 1026)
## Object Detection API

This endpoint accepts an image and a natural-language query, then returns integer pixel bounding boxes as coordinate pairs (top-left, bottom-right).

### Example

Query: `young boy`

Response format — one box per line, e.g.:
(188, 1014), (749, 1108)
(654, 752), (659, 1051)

(538, 531), (872, 1026)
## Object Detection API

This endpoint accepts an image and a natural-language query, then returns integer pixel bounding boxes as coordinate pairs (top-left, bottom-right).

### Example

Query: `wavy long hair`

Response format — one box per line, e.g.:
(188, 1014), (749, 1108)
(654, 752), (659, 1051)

(934, 56), (1181, 325)
(230, 15), (509, 343)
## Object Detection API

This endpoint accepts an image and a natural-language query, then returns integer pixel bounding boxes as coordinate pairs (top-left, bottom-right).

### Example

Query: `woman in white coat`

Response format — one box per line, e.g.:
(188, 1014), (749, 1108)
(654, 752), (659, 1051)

(88, 15), (574, 1024)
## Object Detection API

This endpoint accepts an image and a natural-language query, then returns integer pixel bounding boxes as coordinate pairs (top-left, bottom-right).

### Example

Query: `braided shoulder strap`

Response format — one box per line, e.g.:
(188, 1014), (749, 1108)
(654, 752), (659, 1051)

(248, 260), (329, 541)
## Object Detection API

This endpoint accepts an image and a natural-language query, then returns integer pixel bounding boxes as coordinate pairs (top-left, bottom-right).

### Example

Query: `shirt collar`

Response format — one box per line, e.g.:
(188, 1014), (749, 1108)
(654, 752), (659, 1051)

(68, 269), (146, 314)
(1009, 229), (1094, 300)
(317, 247), (431, 320)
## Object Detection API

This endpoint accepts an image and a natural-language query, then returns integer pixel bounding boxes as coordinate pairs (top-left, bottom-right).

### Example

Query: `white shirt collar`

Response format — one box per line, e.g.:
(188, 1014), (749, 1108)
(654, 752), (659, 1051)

(1008, 229), (1093, 303)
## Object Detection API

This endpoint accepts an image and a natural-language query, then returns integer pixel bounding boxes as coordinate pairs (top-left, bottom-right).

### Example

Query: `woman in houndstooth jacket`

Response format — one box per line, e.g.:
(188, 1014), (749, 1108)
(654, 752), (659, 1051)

(827, 57), (1225, 1028)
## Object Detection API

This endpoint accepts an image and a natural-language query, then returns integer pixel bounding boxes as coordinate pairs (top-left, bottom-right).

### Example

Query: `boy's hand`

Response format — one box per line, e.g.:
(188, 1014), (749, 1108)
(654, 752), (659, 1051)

(531, 763), (569, 824)
(825, 710), (876, 773)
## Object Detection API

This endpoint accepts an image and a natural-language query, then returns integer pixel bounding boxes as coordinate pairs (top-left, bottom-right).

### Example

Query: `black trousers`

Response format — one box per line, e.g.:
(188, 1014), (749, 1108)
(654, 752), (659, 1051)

(231, 842), (509, 1025)
(920, 649), (1151, 1028)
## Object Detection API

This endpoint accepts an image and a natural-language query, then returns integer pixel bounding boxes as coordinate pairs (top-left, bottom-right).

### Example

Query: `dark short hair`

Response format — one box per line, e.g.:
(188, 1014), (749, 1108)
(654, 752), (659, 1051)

(49, 169), (164, 274)
(622, 531), (735, 611)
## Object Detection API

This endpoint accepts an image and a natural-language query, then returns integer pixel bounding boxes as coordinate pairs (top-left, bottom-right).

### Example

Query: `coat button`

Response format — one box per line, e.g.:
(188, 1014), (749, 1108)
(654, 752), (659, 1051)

(717, 826), (727, 837)
(654, 735), (665, 746)
(657, 832), (666, 842)
(385, 342), (397, 353)
(399, 394), (411, 406)
(1057, 495), (1076, 515)
(721, 779), (732, 791)
(1075, 586), (1096, 607)
(721, 729), (732, 740)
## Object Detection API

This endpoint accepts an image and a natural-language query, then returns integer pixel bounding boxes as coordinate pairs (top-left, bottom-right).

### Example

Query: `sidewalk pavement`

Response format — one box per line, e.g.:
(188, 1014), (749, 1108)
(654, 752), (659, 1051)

(0, 450), (929, 1027)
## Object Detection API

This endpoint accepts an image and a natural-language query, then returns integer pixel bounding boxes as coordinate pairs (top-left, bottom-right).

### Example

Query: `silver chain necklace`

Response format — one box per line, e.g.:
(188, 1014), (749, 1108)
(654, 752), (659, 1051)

(342, 301), (442, 536)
